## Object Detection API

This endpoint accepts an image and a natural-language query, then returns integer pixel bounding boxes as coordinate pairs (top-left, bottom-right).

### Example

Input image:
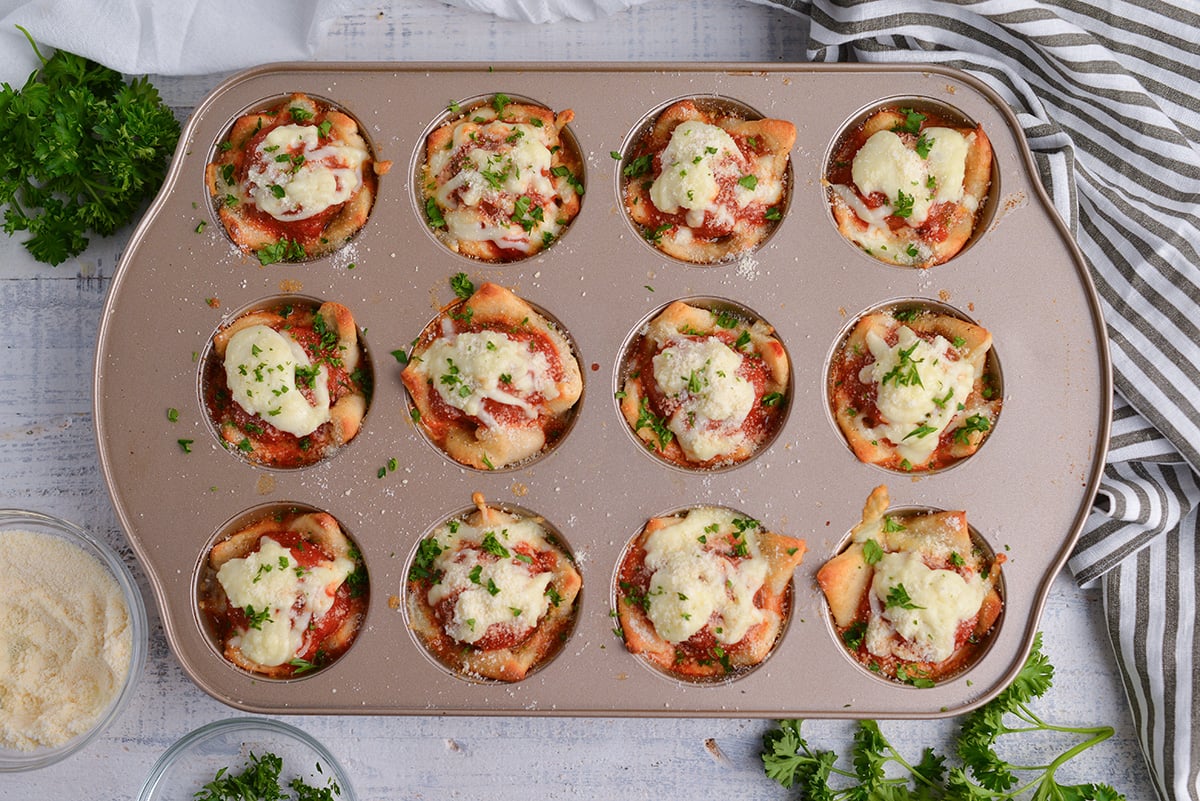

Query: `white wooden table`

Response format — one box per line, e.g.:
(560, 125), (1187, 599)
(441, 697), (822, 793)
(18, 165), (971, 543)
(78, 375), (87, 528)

(0, 1), (1157, 798)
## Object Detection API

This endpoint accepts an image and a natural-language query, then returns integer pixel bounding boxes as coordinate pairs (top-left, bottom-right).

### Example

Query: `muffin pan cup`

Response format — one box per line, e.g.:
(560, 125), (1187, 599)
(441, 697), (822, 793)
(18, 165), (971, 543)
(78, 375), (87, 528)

(94, 62), (1110, 718)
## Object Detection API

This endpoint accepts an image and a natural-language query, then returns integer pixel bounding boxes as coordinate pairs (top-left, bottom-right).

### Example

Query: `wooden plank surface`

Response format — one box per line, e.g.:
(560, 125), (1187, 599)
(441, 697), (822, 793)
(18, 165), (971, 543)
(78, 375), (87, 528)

(0, 1), (1155, 798)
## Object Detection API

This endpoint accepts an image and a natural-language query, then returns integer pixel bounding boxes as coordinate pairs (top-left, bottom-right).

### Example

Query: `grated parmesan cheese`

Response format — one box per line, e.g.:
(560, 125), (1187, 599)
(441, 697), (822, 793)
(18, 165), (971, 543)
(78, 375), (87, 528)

(0, 529), (132, 751)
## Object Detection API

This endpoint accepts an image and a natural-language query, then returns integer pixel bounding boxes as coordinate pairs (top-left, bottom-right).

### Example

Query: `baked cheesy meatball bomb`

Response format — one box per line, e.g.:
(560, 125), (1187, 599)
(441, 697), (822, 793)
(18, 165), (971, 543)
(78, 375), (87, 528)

(206, 93), (388, 264)
(407, 493), (582, 682)
(817, 486), (1004, 686)
(402, 281), (583, 470)
(616, 506), (805, 681)
(620, 300), (788, 469)
(200, 511), (368, 678)
(825, 105), (993, 268)
(204, 300), (369, 468)
(622, 100), (796, 263)
(421, 94), (583, 262)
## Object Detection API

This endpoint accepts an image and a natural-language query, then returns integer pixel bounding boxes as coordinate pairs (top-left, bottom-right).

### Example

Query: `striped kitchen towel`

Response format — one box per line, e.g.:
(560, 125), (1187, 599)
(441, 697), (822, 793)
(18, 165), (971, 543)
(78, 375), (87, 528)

(764, 2), (1200, 799)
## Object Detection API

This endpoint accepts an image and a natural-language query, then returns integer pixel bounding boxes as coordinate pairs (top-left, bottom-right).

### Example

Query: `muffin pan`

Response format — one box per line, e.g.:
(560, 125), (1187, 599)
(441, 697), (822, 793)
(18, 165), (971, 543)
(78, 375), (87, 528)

(94, 62), (1110, 718)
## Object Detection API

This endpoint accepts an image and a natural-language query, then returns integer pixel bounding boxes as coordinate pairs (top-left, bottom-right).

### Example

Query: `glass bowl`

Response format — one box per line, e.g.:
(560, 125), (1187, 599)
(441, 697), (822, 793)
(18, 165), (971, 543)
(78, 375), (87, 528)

(0, 509), (148, 772)
(139, 718), (357, 801)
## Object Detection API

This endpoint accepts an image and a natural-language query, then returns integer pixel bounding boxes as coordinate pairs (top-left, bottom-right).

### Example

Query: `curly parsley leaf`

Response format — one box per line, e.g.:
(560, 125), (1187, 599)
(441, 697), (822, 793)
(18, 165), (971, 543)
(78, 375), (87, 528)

(0, 28), (181, 265)
(761, 634), (1124, 801)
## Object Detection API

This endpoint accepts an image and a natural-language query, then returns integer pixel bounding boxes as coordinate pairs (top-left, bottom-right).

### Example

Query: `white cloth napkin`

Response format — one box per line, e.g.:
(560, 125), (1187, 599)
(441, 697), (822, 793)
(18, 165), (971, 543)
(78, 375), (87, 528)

(0, 0), (353, 85)
(440, 0), (650, 23)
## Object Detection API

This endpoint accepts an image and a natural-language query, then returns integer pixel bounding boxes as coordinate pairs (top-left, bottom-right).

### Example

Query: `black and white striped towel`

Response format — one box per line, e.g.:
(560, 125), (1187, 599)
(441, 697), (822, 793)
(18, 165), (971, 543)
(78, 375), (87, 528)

(760, 2), (1199, 799)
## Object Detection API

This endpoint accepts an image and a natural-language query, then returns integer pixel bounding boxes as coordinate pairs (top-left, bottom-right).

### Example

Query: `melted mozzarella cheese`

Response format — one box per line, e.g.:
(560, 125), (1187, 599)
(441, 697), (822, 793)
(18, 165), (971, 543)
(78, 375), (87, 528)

(865, 550), (986, 663)
(216, 536), (354, 666)
(224, 325), (330, 437)
(649, 121), (743, 228)
(421, 330), (559, 428)
(426, 518), (555, 645)
(651, 336), (754, 462)
(859, 325), (976, 465)
(246, 124), (368, 221)
(848, 127), (969, 227)
(642, 508), (769, 645)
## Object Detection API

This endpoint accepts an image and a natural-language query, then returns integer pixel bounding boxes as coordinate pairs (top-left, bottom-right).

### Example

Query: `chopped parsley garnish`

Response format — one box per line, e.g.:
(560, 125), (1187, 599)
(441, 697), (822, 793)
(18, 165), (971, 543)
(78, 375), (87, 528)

(511, 195), (544, 231)
(623, 154), (652, 178)
(288, 657), (318, 674)
(714, 310), (739, 329)
(645, 223), (672, 243)
(737, 174), (758, 190)
(634, 396), (673, 451)
(450, 272), (475, 300)
(904, 423), (938, 440)
(243, 604), (272, 630)
(885, 583), (923, 610)
(257, 238), (305, 265)
(409, 537), (444, 582)
(862, 538), (884, 564)
(550, 164), (584, 195)
(894, 106), (927, 135)
(893, 188), (915, 218)
(492, 93), (513, 117)
(915, 132), (935, 158)
(842, 620), (868, 650)
(880, 342), (923, 388)
(194, 749), (342, 801)
(481, 531), (510, 558)
(954, 414), (992, 444)
(425, 197), (446, 229)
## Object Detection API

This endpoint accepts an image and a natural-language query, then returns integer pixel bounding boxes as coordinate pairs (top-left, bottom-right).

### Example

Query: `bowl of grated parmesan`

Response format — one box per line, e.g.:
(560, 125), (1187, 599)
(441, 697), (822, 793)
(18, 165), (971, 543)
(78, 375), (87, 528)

(0, 509), (147, 772)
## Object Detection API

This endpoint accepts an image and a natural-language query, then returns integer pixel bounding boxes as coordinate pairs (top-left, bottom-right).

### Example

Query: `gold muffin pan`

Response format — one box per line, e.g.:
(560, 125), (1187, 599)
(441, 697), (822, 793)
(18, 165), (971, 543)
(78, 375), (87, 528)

(94, 62), (1109, 718)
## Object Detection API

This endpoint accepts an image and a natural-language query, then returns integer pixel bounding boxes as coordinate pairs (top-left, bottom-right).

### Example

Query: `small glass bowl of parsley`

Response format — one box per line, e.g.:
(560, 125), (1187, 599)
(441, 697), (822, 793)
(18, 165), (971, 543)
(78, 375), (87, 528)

(138, 718), (355, 801)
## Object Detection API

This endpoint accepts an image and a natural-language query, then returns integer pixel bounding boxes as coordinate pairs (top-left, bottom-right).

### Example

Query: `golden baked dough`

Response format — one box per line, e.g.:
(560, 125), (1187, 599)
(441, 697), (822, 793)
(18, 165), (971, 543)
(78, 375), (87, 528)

(620, 300), (788, 468)
(206, 93), (387, 263)
(406, 493), (582, 682)
(622, 100), (795, 263)
(817, 486), (1004, 685)
(826, 107), (993, 267)
(402, 281), (583, 470)
(828, 307), (1000, 472)
(202, 511), (368, 679)
(616, 507), (805, 680)
(421, 96), (583, 262)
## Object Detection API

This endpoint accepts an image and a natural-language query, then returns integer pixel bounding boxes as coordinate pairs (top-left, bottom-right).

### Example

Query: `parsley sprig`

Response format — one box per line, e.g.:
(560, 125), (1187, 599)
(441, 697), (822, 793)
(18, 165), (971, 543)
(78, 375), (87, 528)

(761, 634), (1123, 800)
(0, 28), (181, 265)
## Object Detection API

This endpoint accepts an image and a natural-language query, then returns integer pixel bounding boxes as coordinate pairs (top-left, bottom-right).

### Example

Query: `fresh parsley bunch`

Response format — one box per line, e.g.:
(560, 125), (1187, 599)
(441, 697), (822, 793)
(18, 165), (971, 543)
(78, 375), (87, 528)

(0, 27), (180, 265)
(761, 634), (1125, 800)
